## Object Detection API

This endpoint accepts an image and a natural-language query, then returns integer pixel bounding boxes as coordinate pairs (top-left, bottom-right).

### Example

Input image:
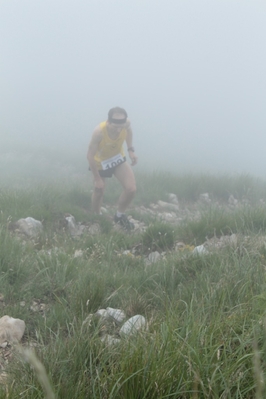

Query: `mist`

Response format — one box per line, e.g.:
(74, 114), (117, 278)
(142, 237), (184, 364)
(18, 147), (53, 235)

(1, 0), (266, 176)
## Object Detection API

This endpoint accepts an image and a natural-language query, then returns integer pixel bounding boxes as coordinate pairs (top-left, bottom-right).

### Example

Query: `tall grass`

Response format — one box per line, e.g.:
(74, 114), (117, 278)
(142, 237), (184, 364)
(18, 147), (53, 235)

(1, 153), (266, 397)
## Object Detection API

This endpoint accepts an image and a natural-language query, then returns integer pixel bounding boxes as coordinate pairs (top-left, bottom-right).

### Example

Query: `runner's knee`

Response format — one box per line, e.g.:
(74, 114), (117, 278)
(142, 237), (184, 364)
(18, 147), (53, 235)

(94, 187), (105, 197)
(125, 185), (136, 196)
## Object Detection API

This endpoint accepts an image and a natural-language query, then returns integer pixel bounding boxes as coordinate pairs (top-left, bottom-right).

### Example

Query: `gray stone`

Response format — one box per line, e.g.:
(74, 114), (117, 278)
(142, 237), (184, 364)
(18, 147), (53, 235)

(100, 334), (121, 346)
(168, 193), (179, 204)
(157, 200), (179, 212)
(199, 193), (211, 204)
(65, 214), (84, 237)
(119, 315), (147, 337)
(74, 249), (83, 258)
(15, 217), (43, 237)
(228, 195), (238, 206)
(0, 315), (25, 344)
(95, 309), (108, 318)
(148, 251), (161, 263)
(106, 307), (126, 323)
(88, 223), (101, 235)
(192, 245), (208, 255)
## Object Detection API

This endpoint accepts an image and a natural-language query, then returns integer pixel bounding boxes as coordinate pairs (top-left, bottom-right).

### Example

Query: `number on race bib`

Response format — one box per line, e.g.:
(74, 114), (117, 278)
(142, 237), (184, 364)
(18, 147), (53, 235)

(101, 154), (124, 170)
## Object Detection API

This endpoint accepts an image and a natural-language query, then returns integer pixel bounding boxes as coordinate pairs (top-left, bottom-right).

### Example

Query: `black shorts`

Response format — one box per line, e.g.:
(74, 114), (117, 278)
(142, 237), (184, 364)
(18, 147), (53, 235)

(90, 157), (126, 178)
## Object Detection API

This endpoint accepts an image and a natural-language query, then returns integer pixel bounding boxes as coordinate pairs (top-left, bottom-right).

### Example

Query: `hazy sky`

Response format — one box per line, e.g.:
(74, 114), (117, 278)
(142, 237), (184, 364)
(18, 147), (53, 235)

(1, 1), (266, 175)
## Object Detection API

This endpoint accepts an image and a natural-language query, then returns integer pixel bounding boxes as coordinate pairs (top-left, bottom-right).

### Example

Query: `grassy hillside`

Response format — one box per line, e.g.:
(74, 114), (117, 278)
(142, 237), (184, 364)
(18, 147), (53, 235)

(1, 149), (266, 398)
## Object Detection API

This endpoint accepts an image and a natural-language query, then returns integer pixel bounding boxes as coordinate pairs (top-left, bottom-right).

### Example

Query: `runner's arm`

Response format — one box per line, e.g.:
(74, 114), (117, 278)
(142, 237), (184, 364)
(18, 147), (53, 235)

(87, 127), (103, 179)
(125, 122), (138, 166)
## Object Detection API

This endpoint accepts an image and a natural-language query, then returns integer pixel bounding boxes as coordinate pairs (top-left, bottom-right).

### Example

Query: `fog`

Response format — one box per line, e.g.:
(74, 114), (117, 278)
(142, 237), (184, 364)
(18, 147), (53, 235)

(1, 0), (266, 176)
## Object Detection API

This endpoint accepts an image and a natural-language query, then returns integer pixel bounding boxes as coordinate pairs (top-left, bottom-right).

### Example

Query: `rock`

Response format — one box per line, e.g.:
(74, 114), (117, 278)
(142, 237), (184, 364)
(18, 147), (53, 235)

(65, 214), (76, 229)
(119, 315), (147, 337)
(14, 217), (43, 237)
(30, 301), (40, 312)
(100, 334), (121, 346)
(192, 245), (208, 255)
(65, 214), (84, 237)
(157, 200), (179, 212)
(199, 193), (211, 204)
(148, 251), (161, 263)
(229, 233), (238, 246)
(150, 203), (160, 211)
(158, 212), (176, 223)
(88, 223), (101, 235)
(228, 195), (238, 206)
(0, 316), (25, 344)
(168, 193), (179, 204)
(95, 309), (108, 318)
(127, 218), (145, 233)
(74, 249), (83, 258)
(206, 234), (239, 250)
(106, 307), (126, 323)
(175, 242), (186, 250)
(95, 308), (126, 323)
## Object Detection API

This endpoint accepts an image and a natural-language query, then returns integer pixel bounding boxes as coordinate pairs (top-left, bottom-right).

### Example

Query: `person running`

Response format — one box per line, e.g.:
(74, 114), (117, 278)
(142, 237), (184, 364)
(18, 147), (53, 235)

(87, 106), (138, 230)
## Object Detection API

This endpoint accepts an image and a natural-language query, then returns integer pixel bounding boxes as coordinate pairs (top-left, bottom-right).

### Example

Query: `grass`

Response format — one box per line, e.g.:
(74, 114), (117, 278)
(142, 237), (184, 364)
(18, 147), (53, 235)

(2, 149), (266, 397)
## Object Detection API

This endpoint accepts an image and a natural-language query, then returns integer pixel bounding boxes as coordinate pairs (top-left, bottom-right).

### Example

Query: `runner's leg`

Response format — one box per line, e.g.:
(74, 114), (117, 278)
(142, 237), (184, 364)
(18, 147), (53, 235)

(91, 177), (106, 214)
(113, 162), (136, 213)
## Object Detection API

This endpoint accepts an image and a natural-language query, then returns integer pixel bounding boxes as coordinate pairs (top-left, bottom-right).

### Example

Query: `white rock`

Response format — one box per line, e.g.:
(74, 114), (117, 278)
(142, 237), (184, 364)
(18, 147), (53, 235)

(159, 212), (177, 223)
(100, 334), (121, 346)
(95, 309), (108, 318)
(229, 234), (238, 246)
(199, 193), (211, 204)
(0, 315), (25, 344)
(16, 217), (43, 237)
(106, 307), (126, 323)
(228, 195), (238, 206)
(157, 200), (179, 212)
(175, 242), (186, 250)
(88, 223), (101, 235)
(74, 249), (83, 258)
(65, 215), (84, 236)
(65, 215), (76, 229)
(148, 251), (161, 263)
(192, 245), (208, 255)
(119, 315), (147, 337)
(168, 193), (179, 204)
(30, 301), (40, 312)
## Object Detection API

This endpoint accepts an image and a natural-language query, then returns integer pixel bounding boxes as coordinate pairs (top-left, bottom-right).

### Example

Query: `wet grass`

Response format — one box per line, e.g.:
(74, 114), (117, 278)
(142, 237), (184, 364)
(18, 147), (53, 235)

(1, 153), (266, 397)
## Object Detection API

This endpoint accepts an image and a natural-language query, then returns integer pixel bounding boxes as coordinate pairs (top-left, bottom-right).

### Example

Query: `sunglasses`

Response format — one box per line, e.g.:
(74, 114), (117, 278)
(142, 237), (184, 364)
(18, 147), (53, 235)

(109, 117), (127, 125)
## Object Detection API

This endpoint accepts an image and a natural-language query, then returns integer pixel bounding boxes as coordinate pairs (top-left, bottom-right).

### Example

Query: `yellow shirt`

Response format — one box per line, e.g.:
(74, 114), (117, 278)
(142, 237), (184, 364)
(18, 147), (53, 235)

(94, 121), (127, 170)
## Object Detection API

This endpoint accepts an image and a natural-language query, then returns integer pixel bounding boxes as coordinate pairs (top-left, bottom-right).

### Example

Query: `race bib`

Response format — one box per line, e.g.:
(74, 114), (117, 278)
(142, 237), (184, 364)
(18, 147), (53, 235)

(101, 153), (124, 170)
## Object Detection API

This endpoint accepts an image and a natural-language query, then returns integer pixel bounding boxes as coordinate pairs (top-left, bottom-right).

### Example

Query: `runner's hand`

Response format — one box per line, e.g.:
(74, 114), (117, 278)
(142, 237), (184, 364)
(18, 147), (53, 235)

(129, 153), (138, 166)
(94, 177), (105, 189)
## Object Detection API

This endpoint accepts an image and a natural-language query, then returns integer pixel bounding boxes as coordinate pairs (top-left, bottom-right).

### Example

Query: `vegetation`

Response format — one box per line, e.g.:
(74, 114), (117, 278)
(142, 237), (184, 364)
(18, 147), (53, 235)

(1, 149), (266, 397)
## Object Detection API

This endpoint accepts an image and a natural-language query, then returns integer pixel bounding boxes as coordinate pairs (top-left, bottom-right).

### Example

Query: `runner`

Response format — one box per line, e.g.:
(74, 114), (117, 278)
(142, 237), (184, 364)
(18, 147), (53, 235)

(87, 107), (138, 230)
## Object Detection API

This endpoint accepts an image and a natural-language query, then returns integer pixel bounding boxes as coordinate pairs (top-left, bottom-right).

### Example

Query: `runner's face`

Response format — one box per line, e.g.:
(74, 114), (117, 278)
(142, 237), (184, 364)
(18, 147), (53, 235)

(108, 113), (127, 132)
